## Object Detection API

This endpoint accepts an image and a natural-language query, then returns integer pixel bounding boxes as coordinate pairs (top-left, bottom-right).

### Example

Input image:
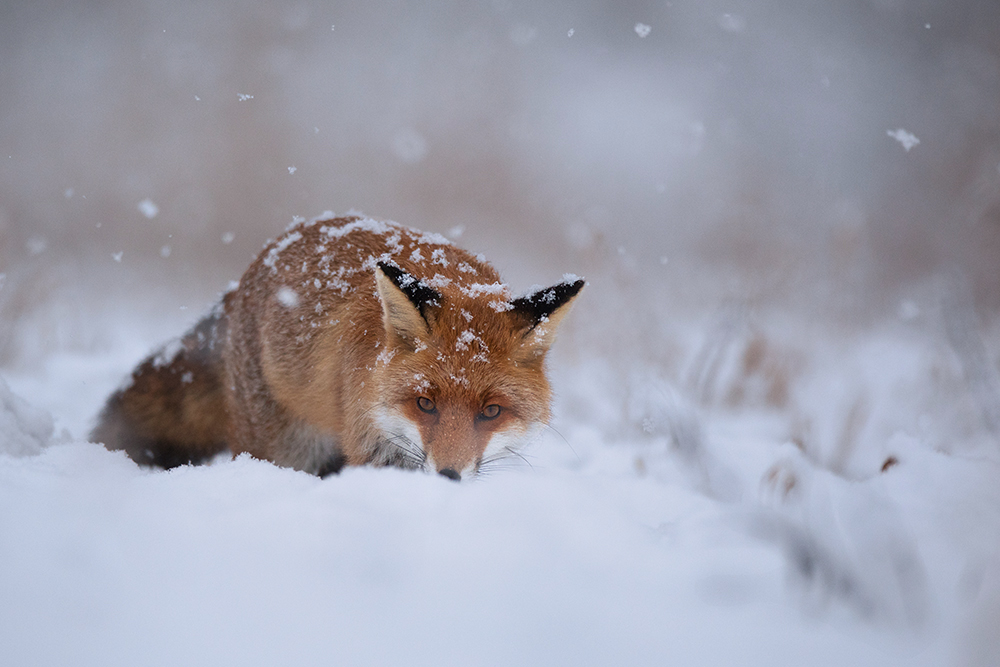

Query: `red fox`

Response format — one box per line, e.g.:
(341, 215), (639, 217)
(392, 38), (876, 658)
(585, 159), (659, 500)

(92, 214), (583, 480)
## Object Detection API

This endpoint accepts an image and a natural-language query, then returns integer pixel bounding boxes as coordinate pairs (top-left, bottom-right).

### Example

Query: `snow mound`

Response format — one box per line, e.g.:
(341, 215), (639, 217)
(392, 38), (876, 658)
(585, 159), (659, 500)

(0, 374), (54, 456)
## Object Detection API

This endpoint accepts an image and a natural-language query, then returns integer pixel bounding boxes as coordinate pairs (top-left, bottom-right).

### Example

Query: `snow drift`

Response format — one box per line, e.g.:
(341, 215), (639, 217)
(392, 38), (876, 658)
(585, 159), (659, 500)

(0, 374), (52, 457)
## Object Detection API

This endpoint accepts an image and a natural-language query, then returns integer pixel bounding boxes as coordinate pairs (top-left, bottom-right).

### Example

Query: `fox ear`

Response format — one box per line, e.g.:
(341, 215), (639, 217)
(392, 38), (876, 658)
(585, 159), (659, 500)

(509, 277), (584, 363)
(375, 262), (442, 348)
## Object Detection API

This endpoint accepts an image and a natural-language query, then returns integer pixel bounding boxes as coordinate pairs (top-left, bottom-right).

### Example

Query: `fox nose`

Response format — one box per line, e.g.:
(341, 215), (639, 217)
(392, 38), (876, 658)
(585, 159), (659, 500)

(438, 467), (461, 481)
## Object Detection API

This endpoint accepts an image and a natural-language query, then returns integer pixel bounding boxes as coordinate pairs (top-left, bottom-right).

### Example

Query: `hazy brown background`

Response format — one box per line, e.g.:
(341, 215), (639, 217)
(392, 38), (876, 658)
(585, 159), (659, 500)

(1, 0), (999, 368)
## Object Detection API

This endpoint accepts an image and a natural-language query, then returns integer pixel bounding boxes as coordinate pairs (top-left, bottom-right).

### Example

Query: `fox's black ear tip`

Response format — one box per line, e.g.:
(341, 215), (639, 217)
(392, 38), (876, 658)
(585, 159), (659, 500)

(510, 276), (585, 325)
(374, 261), (441, 317)
(555, 277), (585, 301)
(374, 261), (409, 288)
(557, 278), (585, 304)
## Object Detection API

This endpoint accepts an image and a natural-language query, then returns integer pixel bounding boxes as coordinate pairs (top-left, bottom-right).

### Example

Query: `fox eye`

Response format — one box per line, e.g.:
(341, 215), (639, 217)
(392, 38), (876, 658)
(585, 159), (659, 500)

(416, 396), (436, 413)
(481, 404), (502, 420)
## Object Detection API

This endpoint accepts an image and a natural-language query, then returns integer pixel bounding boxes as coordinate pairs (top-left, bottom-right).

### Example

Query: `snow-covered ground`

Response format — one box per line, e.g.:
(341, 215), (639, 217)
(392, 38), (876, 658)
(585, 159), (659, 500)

(3, 299), (999, 667)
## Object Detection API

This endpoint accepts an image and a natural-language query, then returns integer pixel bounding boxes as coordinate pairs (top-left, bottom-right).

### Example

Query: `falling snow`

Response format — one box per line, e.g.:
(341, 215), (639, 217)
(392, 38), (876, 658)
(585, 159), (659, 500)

(887, 128), (920, 151)
(137, 199), (159, 219)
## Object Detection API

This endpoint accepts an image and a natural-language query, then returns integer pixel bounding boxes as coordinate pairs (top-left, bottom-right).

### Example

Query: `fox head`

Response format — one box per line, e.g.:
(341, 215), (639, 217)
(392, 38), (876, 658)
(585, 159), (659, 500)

(371, 262), (583, 480)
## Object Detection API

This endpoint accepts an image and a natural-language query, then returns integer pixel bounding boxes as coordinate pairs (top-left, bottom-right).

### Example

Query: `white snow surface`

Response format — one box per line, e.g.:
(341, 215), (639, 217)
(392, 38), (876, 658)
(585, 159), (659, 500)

(0, 375), (54, 457)
(2, 317), (1000, 667)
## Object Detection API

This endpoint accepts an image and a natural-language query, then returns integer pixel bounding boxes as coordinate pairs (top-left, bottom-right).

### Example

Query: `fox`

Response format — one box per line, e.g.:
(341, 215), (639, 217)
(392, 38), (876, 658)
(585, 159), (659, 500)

(91, 213), (584, 481)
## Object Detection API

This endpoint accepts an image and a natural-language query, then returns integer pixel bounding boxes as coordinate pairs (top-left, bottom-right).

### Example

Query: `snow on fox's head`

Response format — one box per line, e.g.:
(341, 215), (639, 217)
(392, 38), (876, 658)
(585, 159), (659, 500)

(372, 262), (583, 480)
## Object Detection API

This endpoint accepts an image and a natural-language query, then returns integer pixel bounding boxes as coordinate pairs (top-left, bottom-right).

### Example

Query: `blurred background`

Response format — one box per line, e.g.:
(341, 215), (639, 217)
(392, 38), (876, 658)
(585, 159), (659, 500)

(1, 0), (999, 467)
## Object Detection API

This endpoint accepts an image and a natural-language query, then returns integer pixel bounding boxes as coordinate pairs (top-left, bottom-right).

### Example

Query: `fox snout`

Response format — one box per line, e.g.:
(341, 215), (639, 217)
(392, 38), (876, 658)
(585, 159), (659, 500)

(411, 401), (494, 481)
(377, 396), (528, 481)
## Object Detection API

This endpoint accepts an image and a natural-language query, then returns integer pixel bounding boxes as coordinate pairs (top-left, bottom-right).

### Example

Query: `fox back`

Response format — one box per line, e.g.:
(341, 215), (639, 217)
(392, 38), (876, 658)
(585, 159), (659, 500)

(93, 214), (583, 480)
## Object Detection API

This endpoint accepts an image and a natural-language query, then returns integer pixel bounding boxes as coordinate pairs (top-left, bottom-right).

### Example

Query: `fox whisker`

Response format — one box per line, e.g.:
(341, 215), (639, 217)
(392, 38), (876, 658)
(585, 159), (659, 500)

(478, 446), (533, 477)
(480, 445), (525, 466)
(542, 423), (580, 464)
(381, 432), (427, 469)
(503, 445), (533, 468)
(476, 460), (525, 478)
